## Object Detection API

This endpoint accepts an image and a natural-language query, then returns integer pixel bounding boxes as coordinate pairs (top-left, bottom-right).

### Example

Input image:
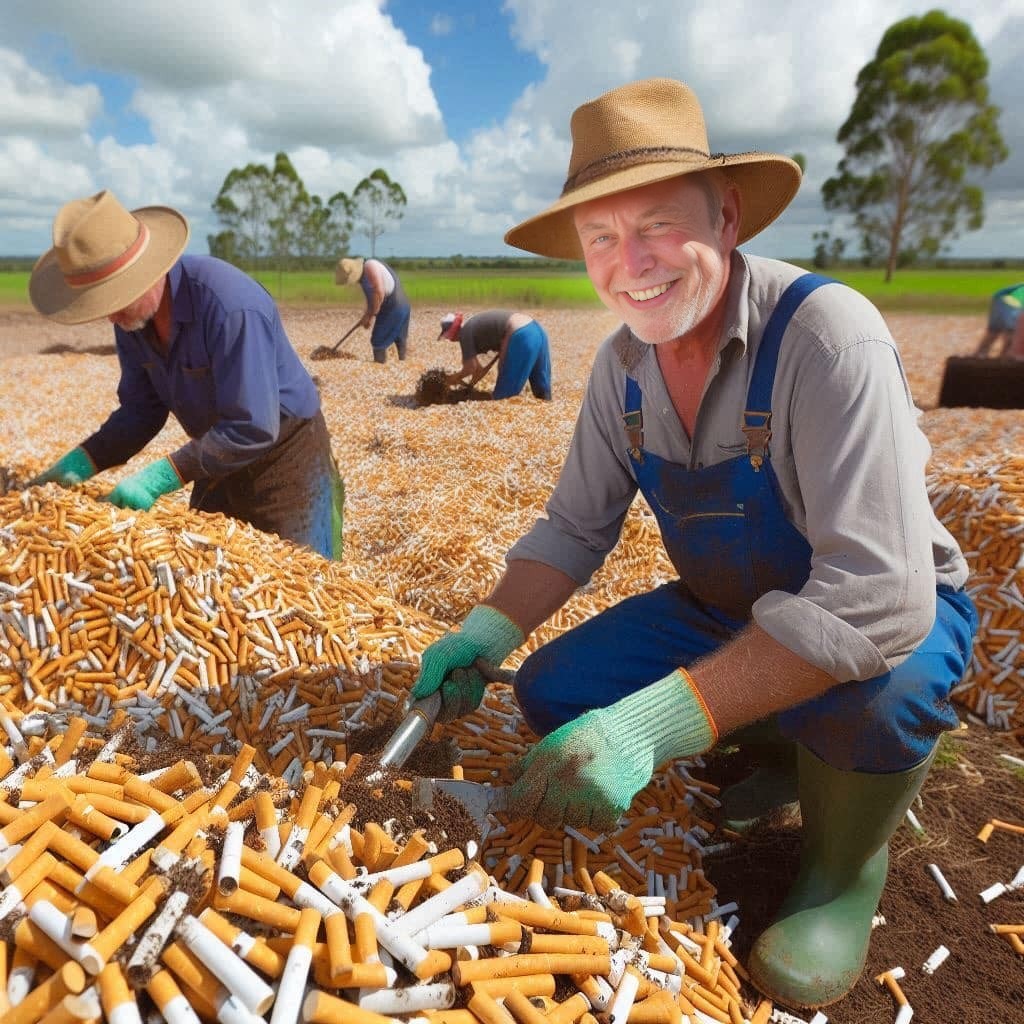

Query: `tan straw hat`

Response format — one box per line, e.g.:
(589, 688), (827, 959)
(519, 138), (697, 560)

(335, 257), (365, 286)
(504, 78), (802, 260)
(30, 190), (189, 324)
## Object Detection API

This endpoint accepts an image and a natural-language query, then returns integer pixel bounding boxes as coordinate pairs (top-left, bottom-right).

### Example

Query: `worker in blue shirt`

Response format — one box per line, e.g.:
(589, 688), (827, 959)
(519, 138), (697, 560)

(28, 190), (344, 559)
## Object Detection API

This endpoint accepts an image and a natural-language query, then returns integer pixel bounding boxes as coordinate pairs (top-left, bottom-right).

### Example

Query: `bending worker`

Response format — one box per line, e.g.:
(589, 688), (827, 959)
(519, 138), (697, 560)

(439, 310), (552, 400)
(973, 282), (1024, 357)
(335, 256), (411, 363)
(29, 190), (344, 560)
(407, 79), (976, 1009)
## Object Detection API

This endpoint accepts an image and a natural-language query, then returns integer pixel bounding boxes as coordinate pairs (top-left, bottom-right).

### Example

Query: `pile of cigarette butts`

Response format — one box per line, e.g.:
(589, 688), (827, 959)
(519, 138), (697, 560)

(0, 487), (768, 1023)
(0, 447), (1021, 1024)
(927, 453), (1024, 739)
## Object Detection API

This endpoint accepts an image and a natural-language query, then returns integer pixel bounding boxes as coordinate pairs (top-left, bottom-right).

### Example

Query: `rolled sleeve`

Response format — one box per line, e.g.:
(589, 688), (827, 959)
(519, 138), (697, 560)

(752, 323), (937, 682)
(172, 308), (281, 481)
(507, 338), (638, 584)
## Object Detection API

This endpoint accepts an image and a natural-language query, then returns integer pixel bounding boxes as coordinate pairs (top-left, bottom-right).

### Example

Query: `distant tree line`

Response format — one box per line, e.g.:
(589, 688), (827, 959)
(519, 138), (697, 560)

(208, 154), (406, 272)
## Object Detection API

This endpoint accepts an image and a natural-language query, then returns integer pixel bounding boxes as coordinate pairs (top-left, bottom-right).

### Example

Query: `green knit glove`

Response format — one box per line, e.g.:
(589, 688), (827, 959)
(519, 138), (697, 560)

(104, 458), (183, 511)
(411, 604), (524, 723)
(31, 446), (96, 486)
(508, 669), (718, 832)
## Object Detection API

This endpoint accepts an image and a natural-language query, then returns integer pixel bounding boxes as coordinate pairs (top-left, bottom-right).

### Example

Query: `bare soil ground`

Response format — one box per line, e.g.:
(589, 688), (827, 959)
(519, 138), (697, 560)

(1, 304), (1021, 1022)
(705, 724), (1024, 1024)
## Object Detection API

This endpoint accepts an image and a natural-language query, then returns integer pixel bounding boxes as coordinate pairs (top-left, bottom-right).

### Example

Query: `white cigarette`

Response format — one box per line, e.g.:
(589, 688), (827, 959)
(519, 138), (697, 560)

(268, 944), (312, 1024)
(127, 890), (190, 986)
(396, 867), (490, 938)
(175, 915), (275, 1015)
(926, 863), (957, 902)
(85, 810), (166, 882)
(979, 881), (1007, 904)
(357, 984), (456, 1014)
(921, 945), (950, 975)
(218, 821), (245, 896)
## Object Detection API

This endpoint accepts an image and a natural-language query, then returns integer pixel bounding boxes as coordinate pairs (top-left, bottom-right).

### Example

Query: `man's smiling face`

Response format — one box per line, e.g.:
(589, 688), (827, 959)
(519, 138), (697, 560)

(573, 173), (739, 345)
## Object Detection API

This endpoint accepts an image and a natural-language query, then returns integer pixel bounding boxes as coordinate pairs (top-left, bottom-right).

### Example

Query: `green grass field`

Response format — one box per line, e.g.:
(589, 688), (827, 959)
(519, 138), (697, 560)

(2, 266), (1021, 314)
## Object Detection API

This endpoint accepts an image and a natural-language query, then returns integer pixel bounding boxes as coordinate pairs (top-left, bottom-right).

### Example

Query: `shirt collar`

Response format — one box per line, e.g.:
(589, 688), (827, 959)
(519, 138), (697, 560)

(167, 259), (195, 327)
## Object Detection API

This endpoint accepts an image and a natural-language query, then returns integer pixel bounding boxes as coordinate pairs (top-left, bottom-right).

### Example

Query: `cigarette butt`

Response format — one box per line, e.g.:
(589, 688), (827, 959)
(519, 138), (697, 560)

(354, 911), (380, 964)
(991, 819), (1024, 836)
(70, 906), (99, 939)
(467, 989), (517, 1024)
(98, 962), (142, 1024)
(14, 917), (69, 973)
(546, 991), (592, 1024)
(749, 1001), (772, 1024)
(520, 933), (609, 957)
(977, 822), (995, 843)
(175, 913), (276, 1015)
(3, 962), (85, 1024)
(0, 791), (72, 851)
(198, 908), (285, 979)
(86, 886), (161, 972)
(482, 900), (605, 937)
(452, 953), (611, 985)
(1, 824), (55, 886)
(66, 796), (127, 841)
(269, 908), (320, 1024)
(470, 975), (558, 999)
(325, 911), (355, 980)
(151, 760), (202, 795)
(146, 968), (202, 1024)
(214, 886), (302, 932)
(302, 990), (401, 1024)
(502, 988), (549, 1024)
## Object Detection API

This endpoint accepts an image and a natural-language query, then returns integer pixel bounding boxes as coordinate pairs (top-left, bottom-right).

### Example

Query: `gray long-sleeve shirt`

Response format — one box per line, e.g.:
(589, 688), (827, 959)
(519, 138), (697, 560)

(507, 253), (968, 684)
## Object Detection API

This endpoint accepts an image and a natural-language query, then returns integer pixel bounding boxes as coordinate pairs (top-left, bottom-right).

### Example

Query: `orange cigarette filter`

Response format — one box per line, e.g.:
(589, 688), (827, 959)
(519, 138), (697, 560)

(453, 953), (611, 986)
(545, 992), (591, 1024)
(3, 962), (86, 1024)
(467, 989), (517, 1024)
(502, 988), (549, 1024)
(303, 990), (401, 1024)
(469, 975), (557, 999)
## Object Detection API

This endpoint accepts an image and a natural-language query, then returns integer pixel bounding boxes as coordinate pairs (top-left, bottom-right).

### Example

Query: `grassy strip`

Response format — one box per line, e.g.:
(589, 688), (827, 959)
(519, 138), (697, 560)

(2, 267), (1021, 313)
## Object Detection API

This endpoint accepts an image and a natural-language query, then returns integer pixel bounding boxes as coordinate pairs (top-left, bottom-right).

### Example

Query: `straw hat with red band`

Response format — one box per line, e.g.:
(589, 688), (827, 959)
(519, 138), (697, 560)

(30, 190), (189, 325)
(503, 78), (803, 261)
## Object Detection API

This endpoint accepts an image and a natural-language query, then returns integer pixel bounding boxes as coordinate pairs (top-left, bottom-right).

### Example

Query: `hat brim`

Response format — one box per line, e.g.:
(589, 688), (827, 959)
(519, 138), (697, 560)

(30, 206), (189, 325)
(504, 153), (801, 260)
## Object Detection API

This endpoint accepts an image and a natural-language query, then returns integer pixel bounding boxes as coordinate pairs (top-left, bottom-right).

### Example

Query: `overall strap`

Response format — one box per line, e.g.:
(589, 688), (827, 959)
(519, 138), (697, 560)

(743, 273), (834, 470)
(622, 375), (644, 460)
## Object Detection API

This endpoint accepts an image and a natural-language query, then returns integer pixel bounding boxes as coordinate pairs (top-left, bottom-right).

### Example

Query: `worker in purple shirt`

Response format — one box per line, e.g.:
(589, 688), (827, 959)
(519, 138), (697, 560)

(28, 190), (344, 559)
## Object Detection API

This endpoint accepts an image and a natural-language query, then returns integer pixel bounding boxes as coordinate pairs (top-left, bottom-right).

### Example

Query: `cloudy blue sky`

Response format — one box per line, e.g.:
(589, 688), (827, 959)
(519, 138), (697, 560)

(2, 1), (1021, 260)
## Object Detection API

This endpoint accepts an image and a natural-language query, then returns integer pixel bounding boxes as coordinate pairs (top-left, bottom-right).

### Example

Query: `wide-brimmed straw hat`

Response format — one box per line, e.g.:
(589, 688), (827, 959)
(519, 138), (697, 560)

(30, 190), (189, 324)
(504, 78), (802, 260)
(335, 257), (365, 286)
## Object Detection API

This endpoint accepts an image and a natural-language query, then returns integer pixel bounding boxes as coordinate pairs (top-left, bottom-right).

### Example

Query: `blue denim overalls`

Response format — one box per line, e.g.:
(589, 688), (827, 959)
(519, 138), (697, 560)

(515, 275), (977, 772)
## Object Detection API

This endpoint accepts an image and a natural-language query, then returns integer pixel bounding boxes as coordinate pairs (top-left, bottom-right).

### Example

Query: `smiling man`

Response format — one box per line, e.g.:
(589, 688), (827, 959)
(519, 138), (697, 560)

(405, 79), (977, 1008)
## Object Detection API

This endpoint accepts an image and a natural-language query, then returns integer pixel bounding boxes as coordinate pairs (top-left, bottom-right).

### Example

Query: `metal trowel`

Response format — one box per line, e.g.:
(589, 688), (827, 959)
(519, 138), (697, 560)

(411, 776), (511, 828)
(367, 657), (516, 782)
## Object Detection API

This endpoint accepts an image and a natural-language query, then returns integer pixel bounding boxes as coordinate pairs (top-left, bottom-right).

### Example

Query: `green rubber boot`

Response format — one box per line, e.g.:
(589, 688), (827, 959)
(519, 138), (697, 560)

(719, 717), (798, 833)
(747, 743), (936, 1009)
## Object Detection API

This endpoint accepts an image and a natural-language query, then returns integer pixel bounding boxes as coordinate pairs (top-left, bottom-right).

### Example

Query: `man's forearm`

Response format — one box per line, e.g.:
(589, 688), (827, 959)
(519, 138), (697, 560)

(484, 559), (578, 637)
(689, 624), (839, 736)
